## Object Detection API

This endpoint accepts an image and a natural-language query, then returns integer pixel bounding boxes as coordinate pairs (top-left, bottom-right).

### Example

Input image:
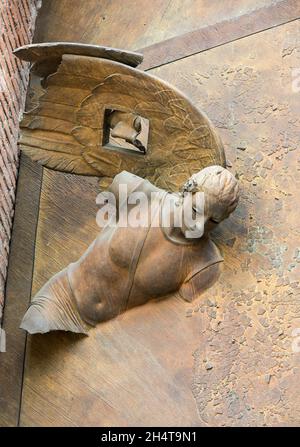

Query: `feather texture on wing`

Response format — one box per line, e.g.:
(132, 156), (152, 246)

(19, 54), (225, 191)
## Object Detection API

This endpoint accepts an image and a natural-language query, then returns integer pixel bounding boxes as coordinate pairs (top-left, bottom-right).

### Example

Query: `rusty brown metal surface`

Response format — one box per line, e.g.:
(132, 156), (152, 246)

(19, 18), (300, 426)
(34, 0), (277, 50)
(152, 18), (300, 426)
(2, 0), (300, 428)
(139, 0), (300, 70)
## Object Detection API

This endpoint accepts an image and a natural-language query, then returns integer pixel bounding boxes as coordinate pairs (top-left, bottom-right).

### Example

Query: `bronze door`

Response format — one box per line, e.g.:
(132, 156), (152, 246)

(1, 0), (300, 427)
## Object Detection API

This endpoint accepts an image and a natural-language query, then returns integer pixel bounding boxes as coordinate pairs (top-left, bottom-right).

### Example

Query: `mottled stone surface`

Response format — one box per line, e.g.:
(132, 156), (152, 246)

(153, 19), (300, 426)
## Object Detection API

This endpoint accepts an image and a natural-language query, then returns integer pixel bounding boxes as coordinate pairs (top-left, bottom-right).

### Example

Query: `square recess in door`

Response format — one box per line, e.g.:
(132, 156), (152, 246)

(103, 109), (149, 155)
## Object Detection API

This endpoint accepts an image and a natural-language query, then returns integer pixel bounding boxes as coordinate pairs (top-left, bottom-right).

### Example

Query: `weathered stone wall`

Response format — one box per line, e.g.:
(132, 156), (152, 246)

(0, 0), (40, 319)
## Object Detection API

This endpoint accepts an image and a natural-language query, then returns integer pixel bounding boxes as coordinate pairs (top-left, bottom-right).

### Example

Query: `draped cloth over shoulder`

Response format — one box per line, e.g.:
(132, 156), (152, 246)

(15, 42), (225, 191)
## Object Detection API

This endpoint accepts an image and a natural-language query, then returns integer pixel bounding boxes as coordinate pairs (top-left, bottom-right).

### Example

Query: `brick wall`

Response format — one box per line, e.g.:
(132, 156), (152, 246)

(0, 0), (40, 320)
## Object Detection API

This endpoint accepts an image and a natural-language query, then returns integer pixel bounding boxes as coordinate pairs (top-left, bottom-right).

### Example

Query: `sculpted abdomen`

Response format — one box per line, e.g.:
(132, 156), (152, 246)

(69, 231), (127, 325)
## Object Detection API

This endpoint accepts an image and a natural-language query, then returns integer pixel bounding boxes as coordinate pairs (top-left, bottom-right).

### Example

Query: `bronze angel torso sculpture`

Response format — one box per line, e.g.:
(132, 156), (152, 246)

(21, 166), (239, 334)
(14, 43), (239, 335)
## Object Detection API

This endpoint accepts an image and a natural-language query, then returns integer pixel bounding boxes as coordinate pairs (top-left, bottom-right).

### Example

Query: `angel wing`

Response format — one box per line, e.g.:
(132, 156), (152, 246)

(16, 43), (225, 191)
(14, 42), (143, 76)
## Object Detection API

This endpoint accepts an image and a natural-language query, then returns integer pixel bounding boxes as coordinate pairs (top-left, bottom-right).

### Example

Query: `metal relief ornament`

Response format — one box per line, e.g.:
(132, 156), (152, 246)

(15, 42), (239, 335)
